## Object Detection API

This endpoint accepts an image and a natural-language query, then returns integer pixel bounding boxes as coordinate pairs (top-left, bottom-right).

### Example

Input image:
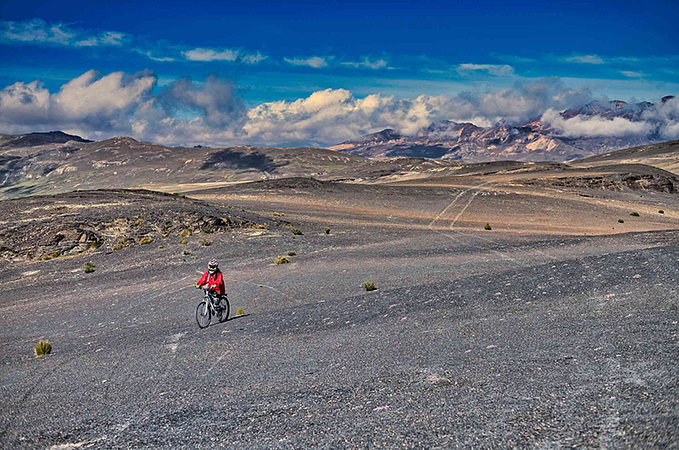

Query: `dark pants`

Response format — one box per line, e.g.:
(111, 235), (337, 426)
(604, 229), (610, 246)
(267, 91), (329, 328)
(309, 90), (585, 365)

(214, 293), (226, 306)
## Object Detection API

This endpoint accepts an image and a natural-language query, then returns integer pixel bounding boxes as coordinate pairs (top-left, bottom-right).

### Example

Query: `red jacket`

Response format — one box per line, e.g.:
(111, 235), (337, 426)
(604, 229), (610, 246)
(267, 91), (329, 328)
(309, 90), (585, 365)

(198, 270), (225, 295)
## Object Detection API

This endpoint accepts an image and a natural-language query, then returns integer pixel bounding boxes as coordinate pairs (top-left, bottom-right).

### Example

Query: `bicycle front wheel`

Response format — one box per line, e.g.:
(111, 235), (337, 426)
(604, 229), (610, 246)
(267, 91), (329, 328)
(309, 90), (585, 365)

(195, 301), (211, 328)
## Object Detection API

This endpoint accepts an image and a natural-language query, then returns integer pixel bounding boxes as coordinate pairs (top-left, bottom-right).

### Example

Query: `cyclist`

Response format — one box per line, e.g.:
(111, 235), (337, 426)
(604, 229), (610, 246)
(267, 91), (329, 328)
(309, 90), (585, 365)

(196, 259), (226, 309)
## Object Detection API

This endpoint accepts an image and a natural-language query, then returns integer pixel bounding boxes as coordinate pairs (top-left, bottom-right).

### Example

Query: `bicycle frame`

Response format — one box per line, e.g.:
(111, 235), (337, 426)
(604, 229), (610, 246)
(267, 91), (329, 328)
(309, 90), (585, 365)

(203, 288), (218, 314)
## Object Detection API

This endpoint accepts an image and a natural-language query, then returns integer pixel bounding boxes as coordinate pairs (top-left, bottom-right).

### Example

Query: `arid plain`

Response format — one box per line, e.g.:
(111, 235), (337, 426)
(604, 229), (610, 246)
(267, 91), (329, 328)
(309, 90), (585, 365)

(1, 139), (679, 448)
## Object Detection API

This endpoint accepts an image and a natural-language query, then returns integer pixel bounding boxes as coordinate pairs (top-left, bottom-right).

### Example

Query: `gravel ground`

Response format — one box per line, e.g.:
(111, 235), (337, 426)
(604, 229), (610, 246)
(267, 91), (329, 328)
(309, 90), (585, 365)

(1, 186), (678, 449)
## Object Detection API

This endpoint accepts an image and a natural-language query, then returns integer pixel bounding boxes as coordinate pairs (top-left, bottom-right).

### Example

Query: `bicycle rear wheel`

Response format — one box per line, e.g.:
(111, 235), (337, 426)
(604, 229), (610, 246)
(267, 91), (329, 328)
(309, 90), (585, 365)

(218, 296), (230, 323)
(195, 301), (211, 328)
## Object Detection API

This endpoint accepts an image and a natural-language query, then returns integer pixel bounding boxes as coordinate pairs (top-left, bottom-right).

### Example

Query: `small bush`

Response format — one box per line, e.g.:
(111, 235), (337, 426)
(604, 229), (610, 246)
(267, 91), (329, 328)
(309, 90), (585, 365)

(203, 226), (214, 234)
(363, 280), (376, 292)
(180, 229), (192, 238)
(659, 210), (665, 214)
(180, 240), (188, 245)
(34, 340), (52, 357)
(158, 245), (164, 249)
(618, 219), (624, 223)
(236, 307), (245, 316)
(89, 241), (102, 249)
(484, 223), (492, 230)
(287, 251), (296, 257)
(200, 239), (212, 247)
(183, 249), (190, 255)
(39, 251), (61, 261)
(630, 212), (640, 217)
(324, 227), (331, 234)
(139, 237), (154, 245)
(84, 261), (95, 273)
(272, 212), (284, 217)
(255, 223), (269, 229)
(292, 228), (303, 235)
(275, 256), (289, 265)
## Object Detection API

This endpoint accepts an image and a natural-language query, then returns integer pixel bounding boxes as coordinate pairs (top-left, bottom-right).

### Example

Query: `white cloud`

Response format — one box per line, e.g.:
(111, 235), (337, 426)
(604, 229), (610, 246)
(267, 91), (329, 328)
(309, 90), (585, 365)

(620, 71), (644, 78)
(540, 109), (654, 137)
(0, 80), (51, 123)
(641, 96), (679, 139)
(242, 81), (587, 145)
(457, 64), (515, 77)
(0, 70), (156, 132)
(75, 31), (126, 47)
(158, 75), (244, 126)
(183, 48), (239, 62)
(2, 72), (676, 147)
(135, 50), (176, 62)
(341, 57), (388, 70)
(0, 19), (128, 47)
(241, 52), (268, 65)
(52, 70), (156, 122)
(563, 54), (605, 64)
(283, 56), (329, 68)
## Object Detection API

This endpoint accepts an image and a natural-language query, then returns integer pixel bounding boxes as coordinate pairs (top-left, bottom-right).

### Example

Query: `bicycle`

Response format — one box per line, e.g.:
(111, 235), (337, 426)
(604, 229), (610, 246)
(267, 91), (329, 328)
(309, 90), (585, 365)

(195, 287), (230, 329)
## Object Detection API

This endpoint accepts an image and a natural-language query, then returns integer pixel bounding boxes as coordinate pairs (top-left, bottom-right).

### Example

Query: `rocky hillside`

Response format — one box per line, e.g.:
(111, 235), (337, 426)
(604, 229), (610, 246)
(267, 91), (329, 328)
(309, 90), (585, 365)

(0, 131), (91, 148)
(0, 189), (275, 261)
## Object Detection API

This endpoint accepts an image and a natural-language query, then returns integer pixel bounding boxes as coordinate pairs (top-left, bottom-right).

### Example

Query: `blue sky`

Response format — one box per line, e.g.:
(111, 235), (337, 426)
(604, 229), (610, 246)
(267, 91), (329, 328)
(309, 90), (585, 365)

(1, 0), (678, 146)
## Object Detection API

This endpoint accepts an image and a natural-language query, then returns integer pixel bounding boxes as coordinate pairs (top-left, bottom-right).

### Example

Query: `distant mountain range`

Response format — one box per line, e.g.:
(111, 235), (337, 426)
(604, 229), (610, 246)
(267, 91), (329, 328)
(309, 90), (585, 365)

(329, 96), (676, 162)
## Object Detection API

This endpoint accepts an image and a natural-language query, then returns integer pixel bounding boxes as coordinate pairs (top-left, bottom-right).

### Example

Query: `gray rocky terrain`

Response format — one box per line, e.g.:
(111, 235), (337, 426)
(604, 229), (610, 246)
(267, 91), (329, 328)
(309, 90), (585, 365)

(2, 164), (679, 447)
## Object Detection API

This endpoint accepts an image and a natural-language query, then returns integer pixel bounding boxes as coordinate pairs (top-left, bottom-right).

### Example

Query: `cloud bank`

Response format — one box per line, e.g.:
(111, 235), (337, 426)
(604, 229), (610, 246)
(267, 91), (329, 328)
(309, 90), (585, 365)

(1, 71), (677, 146)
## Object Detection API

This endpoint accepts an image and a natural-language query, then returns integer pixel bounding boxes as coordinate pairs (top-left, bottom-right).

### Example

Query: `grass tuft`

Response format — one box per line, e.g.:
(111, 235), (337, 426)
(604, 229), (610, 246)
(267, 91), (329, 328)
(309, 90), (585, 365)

(484, 223), (492, 230)
(139, 237), (154, 245)
(275, 256), (289, 265)
(200, 239), (212, 247)
(34, 340), (52, 357)
(363, 280), (376, 292)
(659, 210), (665, 214)
(84, 261), (95, 273)
(180, 240), (188, 245)
(236, 307), (245, 316)
(292, 228), (303, 235)
(183, 249), (190, 255)
(630, 212), (640, 217)
(618, 219), (624, 223)
(287, 251), (296, 257)
(180, 229), (192, 238)
(324, 227), (331, 234)
(89, 241), (102, 249)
